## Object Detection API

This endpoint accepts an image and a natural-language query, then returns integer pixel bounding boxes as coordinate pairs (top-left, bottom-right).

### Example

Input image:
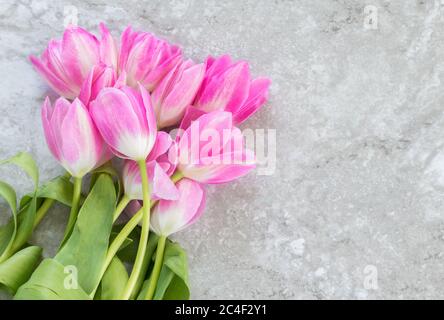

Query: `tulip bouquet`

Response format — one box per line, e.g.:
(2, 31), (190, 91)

(0, 23), (270, 300)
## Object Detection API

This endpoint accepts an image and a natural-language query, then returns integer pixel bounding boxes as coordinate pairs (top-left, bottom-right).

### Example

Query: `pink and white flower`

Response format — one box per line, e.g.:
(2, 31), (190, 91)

(123, 132), (179, 201)
(150, 178), (206, 236)
(119, 26), (182, 91)
(152, 59), (205, 128)
(79, 65), (116, 106)
(41, 97), (108, 177)
(90, 84), (157, 161)
(30, 23), (117, 99)
(194, 55), (271, 124)
(173, 110), (256, 184)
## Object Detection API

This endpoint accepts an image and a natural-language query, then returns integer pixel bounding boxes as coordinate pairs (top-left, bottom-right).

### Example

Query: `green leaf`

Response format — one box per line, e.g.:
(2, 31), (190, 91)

(0, 152), (39, 187)
(55, 174), (116, 294)
(149, 266), (175, 299)
(163, 272), (190, 299)
(109, 231), (133, 254)
(20, 175), (73, 209)
(14, 258), (90, 300)
(100, 257), (128, 300)
(114, 223), (141, 263)
(137, 240), (190, 300)
(0, 181), (17, 260)
(0, 204), (38, 257)
(155, 241), (190, 300)
(162, 241), (189, 286)
(0, 181), (17, 215)
(0, 223), (14, 259)
(10, 196), (37, 253)
(0, 152), (39, 260)
(92, 162), (122, 201)
(0, 246), (42, 294)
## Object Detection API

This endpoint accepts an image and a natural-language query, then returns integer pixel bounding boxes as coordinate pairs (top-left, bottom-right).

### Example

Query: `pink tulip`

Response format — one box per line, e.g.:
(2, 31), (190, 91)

(30, 24), (117, 99)
(90, 84), (157, 161)
(173, 110), (256, 184)
(194, 55), (271, 124)
(98, 23), (118, 72)
(122, 132), (179, 201)
(79, 63), (128, 106)
(123, 161), (178, 201)
(41, 97), (108, 178)
(119, 26), (182, 91)
(150, 179), (205, 236)
(152, 59), (205, 128)
(79, 65), (116, 106)
(146, 131), (177, 176)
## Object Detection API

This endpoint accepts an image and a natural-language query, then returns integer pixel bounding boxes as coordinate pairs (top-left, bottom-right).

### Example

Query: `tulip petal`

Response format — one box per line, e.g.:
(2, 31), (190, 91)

(79, 64), (117, 106)
(123, 160), (178, 201)
(139, 84), (157, 152)
(122, 160), (140, 199)
(178, 110), (233, 165)
(58, 99), (102, 176)
(30, 55), (78, 98)
(151, 162), (179, 201)
(118, 26), (182, 91)
(181, 149), (256, 184)
(118, 26), (136, 72)
(61, 25), (100, 84)
(142, 48), (182, 91)
(99, 23), (118, 70)
(114, 70), (127, 88)
(201, 55), (233, 81)
(178, 106), (207, 132)
(42, 97), (104, 177)
(45, 40), (72, 85)
(90, 88), (146, 159)
(155, 61), (205, 128)
(195, 58), (250, 114)
(30, 25), (105, 100)
(41, 97), (61, 161)
(78, 66), (96, 106)
(147, 131), (172, 162)
(91, 86), (157, 160)
(151, 179), (205, 236)
(233, 77), (271, 124)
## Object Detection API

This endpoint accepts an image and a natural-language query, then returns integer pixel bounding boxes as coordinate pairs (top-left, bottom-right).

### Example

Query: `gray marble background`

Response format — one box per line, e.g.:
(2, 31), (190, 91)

(1, 0), (444, 299)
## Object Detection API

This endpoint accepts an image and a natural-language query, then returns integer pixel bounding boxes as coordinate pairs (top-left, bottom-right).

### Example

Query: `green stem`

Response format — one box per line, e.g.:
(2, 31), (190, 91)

(113, 194), (131, 222)
(130, 233), (159, 300)
(91, 170), (181, 298)
(145, 235), (166, 300)
(108, 209), (142, 266)
(90, 207), (142, 298)
(60, 176), (82, 247)
(90, 199), (159, 298)
(33, 198), (55, 228)
(33, 172), (71, 229)
(121, 160), (151, 300)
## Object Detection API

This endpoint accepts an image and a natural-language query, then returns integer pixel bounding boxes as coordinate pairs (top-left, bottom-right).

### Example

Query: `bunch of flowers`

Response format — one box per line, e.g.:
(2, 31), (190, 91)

(0, 23), (270, 300)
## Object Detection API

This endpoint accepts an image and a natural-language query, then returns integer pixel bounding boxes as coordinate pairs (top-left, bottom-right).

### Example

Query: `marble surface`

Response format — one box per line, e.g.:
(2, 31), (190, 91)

(1, 0), (444, 299)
